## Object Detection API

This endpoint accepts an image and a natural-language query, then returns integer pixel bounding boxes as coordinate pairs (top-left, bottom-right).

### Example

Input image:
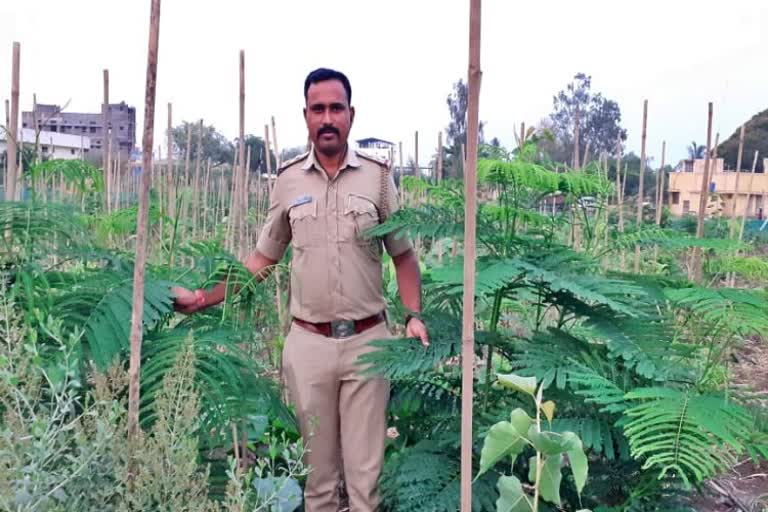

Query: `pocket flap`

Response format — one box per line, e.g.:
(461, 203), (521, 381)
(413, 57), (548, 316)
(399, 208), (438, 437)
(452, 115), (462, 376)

(345, 194), (378, 217)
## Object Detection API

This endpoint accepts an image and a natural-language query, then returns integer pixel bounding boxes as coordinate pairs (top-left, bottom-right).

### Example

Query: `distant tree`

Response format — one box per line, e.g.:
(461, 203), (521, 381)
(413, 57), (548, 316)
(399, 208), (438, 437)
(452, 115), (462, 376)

(280, 146), (307, 163)
(172, 121), (234, 166)
(443, 79), (485, 179)
(687, 141), (706, 160)
(549, 73), (627, 166)
(235, 135), (277, 174)
(718, 107), (768, 172)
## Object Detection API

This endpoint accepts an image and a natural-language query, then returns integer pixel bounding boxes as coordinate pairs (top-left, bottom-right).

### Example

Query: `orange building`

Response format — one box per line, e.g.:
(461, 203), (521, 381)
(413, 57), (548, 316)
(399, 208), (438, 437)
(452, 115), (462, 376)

(667, 158), (768, 218)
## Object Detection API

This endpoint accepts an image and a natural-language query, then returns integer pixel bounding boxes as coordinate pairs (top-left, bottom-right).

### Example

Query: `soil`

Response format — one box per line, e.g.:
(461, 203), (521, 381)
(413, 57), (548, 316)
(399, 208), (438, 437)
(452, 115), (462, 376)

(688, 336), (768, 511)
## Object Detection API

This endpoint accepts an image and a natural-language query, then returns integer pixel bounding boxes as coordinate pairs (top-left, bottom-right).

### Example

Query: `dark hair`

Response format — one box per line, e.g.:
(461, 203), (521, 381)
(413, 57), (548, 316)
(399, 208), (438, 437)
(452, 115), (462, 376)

(303, 68), (352, 104)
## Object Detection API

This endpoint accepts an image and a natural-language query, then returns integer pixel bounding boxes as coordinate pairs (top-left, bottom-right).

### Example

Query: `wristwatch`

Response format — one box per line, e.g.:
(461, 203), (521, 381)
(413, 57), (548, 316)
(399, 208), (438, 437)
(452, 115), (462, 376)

(404, 310), (422, 326)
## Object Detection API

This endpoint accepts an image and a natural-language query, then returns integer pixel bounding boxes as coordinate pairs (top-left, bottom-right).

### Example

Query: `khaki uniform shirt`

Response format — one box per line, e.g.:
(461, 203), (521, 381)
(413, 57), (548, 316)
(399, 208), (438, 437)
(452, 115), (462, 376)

(255, 147), (412, 323)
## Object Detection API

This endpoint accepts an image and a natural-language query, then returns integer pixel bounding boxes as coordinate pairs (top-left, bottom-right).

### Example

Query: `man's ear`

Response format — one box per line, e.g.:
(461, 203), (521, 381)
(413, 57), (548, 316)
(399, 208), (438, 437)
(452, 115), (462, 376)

(350, 106), (355, 125)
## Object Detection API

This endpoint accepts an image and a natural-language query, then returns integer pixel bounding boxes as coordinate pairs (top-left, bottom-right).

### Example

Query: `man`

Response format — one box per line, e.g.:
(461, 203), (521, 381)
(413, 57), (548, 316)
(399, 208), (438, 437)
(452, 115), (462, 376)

(173, 68), (428, 512)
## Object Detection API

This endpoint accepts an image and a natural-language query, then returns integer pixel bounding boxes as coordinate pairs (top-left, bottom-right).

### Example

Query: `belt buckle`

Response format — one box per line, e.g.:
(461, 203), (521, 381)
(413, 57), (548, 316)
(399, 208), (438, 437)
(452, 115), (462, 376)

(330, 319), (355, 338)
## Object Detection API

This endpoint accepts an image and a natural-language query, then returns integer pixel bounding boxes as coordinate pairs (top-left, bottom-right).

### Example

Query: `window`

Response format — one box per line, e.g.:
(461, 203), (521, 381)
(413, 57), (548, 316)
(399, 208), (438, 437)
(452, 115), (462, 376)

(70, 148), (76, 155)
(672, 192), (680, 205)
(22, 122), (27, 128)
(120, 126), (124, 131)
(684, 161), (694, 172)
(90, 127), (96, 133)
(42, 146), (49, 153)
(682, 200), (690, 214)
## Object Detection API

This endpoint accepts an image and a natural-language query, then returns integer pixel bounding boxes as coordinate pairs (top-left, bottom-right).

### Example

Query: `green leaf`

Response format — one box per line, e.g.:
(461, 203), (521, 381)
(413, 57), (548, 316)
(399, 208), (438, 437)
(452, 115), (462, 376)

(527, 428), (579, 456)
(496, 475), (533, 512)
(562, 431), (589, 495)
(528, 455), (563, 506)
(477, 409), (532, 477)
(497, 373), (537, 396)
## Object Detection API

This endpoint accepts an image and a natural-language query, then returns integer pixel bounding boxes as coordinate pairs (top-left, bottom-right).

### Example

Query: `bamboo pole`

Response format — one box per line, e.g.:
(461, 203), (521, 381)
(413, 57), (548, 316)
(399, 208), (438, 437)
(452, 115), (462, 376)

(398, 141), (404, 204)
(573, 105), (580, 169)
(237, 50), (247, 260)
(192, 119), (203, 237)
(271, 115), (281, 168)
(7, 42), (20, 202)
(634, 99), (648, 273)
(102, 69), (111, 211)
(203, 158), (211, 235)
(655, 141), (666, 226)
(691, 103), (714, 282)
(264, 124), (272, 191)
(167, 103), (175, 222)
(460, 0), (481, 508)
(3, 99), (8, 195)
(730, 124), (746, 228)
(615, 137), (625, 270)
(128, 0), (161, 449)
(437, 131), (444, 264)
(738, 151), (760, 242)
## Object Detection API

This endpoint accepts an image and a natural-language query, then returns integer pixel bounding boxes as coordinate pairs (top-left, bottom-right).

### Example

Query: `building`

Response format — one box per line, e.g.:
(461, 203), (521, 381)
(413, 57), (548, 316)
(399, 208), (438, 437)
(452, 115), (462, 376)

(355, 137), (396, 164)
(0, 128), (91, 160)
(21, 102), (136, 158)
(668, 158), (768, 218)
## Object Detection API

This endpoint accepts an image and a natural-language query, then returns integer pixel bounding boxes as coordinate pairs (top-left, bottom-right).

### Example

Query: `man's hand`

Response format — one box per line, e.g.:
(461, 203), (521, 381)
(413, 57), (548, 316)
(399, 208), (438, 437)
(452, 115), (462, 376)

(406, 317), (429, 347)
(172, 286), (203, 315)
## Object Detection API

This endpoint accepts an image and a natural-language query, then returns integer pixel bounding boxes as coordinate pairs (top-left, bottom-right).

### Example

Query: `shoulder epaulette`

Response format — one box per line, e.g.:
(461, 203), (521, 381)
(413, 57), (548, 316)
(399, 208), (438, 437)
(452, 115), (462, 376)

(277, 151), (310, 175)
(356, 150), (391, 169)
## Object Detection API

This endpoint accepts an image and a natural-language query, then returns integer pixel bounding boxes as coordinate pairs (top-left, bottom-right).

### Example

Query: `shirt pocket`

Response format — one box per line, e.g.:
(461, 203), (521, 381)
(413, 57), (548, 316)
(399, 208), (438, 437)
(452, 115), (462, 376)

(288, 201), (320, 248)
(344, 193), (382, 260)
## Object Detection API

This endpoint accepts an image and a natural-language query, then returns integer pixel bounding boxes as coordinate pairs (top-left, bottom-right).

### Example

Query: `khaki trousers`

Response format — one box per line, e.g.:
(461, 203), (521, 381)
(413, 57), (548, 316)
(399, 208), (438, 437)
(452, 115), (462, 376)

(282, 320), (391, 512)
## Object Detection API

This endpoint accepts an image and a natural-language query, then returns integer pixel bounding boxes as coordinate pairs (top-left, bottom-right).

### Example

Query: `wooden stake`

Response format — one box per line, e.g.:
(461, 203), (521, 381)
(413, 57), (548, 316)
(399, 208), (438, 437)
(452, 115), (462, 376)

(738, 151), (760, 242)
(573, 104), (581, 169)
(237, 50), (247, 260)
(7, 43), (20, 202)
(271, 116), (281, 168)
(634, 99), (648, 272)
(102, 69), (111, 210)
(398, 141), (404, 203)
(414, 130), (419, 177)
(615, 137), (625, 270)
(167, 103), (174, 221)
(193, 119), (203, 237)
(264, 124), (272, 190)
(730, 124), (746, 227)
(128, 0), (161, 448)
(692, 102), (714, 282)
(437, 131), (444, 263)
(655, 141), (666, 226)
(461, 0), (481, 508)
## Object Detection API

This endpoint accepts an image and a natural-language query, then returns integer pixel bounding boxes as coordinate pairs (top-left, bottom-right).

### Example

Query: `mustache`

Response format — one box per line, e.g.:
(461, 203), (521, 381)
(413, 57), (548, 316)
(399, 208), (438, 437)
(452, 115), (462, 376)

(317, 125), (340, 137)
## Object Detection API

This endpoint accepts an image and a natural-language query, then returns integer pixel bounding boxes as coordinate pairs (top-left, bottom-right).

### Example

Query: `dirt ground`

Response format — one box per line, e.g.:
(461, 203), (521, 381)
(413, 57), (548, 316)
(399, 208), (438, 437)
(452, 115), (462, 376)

(689, 337), (768, 512)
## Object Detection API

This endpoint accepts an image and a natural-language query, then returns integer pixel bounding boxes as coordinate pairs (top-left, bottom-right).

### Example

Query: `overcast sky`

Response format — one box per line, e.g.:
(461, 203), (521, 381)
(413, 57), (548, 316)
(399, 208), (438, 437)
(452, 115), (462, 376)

(2, 0), (767, 166)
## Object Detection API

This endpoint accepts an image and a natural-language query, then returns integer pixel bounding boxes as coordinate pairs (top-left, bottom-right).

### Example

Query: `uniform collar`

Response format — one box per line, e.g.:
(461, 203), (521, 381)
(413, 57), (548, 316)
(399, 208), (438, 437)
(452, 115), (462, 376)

(302, 144), (362, 172)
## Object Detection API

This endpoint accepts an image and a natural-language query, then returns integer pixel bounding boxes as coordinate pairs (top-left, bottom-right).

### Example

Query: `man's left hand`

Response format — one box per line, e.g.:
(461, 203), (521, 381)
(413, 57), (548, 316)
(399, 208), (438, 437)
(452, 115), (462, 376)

(406, 317), (429, 347)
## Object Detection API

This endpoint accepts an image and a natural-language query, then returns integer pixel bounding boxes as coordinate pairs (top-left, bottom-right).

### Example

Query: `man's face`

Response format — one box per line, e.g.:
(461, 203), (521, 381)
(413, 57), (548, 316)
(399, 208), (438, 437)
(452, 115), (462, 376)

(304, 79), (354, 157)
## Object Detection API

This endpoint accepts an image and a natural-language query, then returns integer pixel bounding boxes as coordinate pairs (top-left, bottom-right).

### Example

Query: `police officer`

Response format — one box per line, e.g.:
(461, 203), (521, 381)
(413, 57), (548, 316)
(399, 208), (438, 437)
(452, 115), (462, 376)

(173, 68), (429, 512)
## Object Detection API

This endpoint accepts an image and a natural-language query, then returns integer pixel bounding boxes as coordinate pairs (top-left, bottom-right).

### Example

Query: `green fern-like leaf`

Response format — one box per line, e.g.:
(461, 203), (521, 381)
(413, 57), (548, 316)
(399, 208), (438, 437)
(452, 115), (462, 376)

(665, 286), (768, 338)
(380, 441), (498, 512)
(623, 387), (754, 487)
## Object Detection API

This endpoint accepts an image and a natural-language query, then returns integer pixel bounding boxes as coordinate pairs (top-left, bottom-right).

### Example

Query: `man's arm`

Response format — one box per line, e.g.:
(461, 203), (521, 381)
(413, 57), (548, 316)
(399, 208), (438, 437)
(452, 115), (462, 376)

(173, 250), (278, 314)
(392, 248), (429, 347)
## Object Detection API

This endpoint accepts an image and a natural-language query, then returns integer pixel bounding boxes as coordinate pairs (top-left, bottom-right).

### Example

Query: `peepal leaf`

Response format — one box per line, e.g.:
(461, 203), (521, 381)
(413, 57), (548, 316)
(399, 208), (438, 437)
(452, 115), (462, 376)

(498, 373), (537, 396)
(478, 409), (533, 476)
(528, 455), (563, 506)
(496, 475), (533, 512)
(563, 431), (589, 495)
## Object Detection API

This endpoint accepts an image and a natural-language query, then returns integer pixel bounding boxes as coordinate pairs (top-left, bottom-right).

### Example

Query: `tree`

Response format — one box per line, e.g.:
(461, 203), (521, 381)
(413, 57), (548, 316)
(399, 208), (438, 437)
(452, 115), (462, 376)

(549, 73), (627, 166)
(172, 121), (234, 166)
(236, 135), (277, 174)
(443, 79), (485, 179)
(718, 107), (768, 172)
(687, 141), (706, 160)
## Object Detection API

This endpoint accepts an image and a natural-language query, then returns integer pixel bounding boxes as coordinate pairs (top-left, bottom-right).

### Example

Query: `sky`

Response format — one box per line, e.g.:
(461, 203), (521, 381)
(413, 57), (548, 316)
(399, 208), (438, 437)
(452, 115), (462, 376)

(2, 0), (767, 167)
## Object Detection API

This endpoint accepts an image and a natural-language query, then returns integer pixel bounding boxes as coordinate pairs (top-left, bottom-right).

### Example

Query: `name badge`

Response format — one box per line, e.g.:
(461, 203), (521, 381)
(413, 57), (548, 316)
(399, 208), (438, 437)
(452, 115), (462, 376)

(291, 195), (312, 207)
